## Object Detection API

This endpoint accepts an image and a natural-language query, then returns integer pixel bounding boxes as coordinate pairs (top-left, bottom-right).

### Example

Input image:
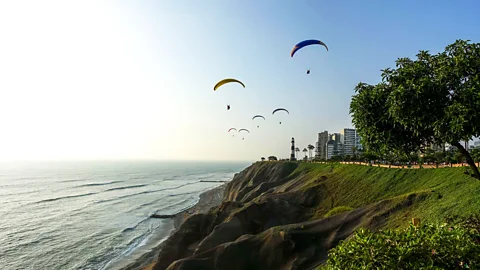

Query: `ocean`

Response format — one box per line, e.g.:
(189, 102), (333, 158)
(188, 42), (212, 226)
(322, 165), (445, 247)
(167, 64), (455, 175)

(0, 161), (249, 270)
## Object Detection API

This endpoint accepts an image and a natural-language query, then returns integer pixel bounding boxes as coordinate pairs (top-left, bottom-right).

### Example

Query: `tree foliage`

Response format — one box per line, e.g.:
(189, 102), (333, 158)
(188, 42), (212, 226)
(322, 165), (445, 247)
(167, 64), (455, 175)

(322, 223), (480, 269)
(350, 40), (480, 178)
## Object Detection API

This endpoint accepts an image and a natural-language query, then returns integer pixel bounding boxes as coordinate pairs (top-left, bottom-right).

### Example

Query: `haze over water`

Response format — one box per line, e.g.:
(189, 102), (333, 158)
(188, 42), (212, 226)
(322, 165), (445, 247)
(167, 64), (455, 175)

(0, 161), (248, 270)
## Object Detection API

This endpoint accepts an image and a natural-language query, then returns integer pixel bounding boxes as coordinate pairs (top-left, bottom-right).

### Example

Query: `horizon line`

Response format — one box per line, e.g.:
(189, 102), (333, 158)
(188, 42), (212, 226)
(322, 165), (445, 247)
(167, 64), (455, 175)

(0, 159), (256, 163)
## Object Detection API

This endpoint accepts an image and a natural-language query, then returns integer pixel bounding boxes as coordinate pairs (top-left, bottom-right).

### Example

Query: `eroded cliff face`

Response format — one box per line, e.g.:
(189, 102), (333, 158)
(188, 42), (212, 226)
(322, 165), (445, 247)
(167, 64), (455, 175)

(153, 162), (419, 270)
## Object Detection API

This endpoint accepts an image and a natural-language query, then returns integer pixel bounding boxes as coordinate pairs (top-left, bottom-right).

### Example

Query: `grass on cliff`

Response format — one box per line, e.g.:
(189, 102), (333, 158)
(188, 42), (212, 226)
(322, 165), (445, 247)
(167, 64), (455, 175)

(287, 163), (480, 228)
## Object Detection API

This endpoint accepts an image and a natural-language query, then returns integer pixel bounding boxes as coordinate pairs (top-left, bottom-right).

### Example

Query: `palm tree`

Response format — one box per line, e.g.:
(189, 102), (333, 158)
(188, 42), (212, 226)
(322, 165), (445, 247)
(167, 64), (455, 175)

(295, 147), (300, 159)
(307, 144), (315, 159)
(303, 148), (308, 160)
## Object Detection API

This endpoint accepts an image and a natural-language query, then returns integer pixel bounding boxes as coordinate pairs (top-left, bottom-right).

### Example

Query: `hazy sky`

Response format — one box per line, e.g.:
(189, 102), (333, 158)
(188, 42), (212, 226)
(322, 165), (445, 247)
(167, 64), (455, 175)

(0, 0), (479, 161)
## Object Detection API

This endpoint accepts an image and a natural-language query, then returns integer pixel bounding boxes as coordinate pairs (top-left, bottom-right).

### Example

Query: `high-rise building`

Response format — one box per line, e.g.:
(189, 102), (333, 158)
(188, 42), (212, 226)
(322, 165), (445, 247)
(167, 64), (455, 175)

(326, 140), (344, 159)
(326, 140), (335, 159)
(326, 133), (344, 159)
(342, 128), (356, 156)
(315, 131), (329, 160)
(355, 133), (363, 151)
(331, 133), (342, 143)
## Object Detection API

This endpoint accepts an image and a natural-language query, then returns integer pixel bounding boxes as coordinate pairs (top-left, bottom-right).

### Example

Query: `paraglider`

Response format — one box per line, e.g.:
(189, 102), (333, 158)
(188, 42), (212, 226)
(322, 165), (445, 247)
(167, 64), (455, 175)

(213, 78), (245, 91)
(228, 128), (237, 137)
(238, 129), (250, 140)
(214, 78), (245, 111)
(291, 39), (328, 74)
(252, 115), (265, 128)
(272, 108), (289, 124)
(290, 39), (328, 57)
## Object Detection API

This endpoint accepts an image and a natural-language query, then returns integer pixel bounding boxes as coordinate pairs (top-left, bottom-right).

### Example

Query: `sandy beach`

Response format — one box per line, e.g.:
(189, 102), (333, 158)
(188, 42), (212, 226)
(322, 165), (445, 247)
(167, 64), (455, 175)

(124, 183), (227, 270)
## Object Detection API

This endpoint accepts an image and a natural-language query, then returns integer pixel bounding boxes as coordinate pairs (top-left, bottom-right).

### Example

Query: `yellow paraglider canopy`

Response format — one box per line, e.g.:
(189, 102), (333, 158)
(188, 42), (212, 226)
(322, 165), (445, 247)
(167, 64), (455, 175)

(213, 78), (245, 91)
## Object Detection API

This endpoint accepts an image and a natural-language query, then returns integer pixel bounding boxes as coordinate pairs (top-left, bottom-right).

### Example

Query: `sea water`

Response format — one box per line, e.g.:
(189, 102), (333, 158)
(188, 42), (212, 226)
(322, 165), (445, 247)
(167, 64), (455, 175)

(0, 161), (248, 270)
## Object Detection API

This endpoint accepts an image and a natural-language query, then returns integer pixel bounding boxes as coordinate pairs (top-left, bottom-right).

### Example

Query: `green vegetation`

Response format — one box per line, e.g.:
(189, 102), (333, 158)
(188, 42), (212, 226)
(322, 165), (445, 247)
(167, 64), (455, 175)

(350, 40), (480, 179)
(320, 223), (480, 269)
(324, 206), (353, 218)
(289, 163), (480, 227)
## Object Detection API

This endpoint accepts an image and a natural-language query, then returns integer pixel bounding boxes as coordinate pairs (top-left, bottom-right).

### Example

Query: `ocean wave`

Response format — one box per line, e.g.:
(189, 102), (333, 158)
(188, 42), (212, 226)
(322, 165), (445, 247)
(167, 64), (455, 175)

(121, 216), (151, 233)
(76, 180), (124, 187)
(161, 175), (179, 181)
(4, 229), (61, 252)
(167, 190), (199, 197)
(61, 178), (91, 183)
(154, 199), (199, 216)
(196, 173), (219, 180)
(0, 189), (39, 197)
(34, 192), (98, 204)
(104, 184), (148, 192)
(129, 197), (193, 213)
(94, 181), (201, 204)
(129, 175), (150, 180)
(100, 230), (155, 270)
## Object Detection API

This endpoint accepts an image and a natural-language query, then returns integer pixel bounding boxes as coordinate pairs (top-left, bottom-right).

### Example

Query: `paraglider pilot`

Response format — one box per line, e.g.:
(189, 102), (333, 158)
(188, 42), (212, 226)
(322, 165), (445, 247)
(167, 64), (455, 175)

(307, 69), (310, 74)
(227, 105), (230, 110)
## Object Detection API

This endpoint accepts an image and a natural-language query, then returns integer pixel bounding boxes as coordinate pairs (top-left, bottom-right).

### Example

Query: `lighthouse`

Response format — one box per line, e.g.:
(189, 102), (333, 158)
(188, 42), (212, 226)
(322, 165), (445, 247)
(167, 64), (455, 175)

(290, 137), (296, 161)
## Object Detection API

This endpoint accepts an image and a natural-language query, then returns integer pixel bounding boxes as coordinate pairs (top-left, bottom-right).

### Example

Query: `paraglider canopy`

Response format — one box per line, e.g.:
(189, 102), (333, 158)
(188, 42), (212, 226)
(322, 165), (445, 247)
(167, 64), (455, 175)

(238, 128), (250, 140)
(272, 108), (289, 115)
(290, 39), (328, 57)
(214, 79), (245, 91)
(272, 108), (289, 124)
(228, 128), (237, 137)
(252, 115), (265, 120)
(252, 115), (265, 128)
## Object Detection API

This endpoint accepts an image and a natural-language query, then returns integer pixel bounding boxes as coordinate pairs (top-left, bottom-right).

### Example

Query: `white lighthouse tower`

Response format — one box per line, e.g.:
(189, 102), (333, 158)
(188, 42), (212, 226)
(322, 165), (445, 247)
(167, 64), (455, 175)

(290, 137), (296, 161)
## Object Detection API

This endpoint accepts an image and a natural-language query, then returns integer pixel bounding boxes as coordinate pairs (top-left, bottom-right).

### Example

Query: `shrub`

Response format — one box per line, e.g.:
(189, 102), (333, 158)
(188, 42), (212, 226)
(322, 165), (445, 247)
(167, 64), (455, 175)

(321, 223), (480, 269)
(324, 206), (353, 218)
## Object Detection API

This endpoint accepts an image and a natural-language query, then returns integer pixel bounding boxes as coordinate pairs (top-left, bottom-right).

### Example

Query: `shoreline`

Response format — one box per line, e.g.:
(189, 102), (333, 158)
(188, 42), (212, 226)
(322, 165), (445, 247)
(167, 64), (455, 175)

(122, 183), (227, 270)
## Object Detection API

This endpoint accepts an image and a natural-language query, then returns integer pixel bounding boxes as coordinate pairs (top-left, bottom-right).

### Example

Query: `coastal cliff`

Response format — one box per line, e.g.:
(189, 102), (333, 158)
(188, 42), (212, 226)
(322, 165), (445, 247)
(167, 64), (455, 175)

(152, 162), (480, 270)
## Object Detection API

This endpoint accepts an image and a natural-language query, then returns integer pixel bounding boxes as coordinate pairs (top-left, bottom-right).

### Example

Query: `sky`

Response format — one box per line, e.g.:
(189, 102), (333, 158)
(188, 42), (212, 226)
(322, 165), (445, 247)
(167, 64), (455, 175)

(0, 0), (479, 162)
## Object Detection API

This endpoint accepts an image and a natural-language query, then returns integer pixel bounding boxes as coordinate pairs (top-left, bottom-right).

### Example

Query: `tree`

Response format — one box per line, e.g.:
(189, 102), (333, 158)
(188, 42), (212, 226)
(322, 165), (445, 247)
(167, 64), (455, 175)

(350, 40), (480, 179)
(330, 155), (343, 162)
(303, 148), (308, 160)
(471, 148), (480, 167)
(307, 144), (315, 158)
(434, 151), (446, 167)
(362, 151), (378, 164)
(456, 150), (466, 164)
(295, 147), (300, 159)
(261, 157), (265, 162)
(352, 146), (358, 161)
(268, 156), (277, 161)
